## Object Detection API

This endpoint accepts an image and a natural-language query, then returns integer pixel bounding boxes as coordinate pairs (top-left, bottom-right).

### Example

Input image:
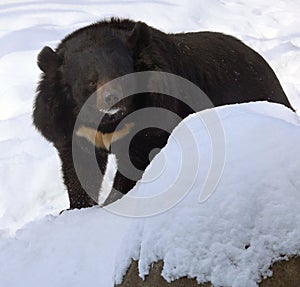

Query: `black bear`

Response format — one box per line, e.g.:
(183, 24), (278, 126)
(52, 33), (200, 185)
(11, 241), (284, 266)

(33, 18), (293, 210)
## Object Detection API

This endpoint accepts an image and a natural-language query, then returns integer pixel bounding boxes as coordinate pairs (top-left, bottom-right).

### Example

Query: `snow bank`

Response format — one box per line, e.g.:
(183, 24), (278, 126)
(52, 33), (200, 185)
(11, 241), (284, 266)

(115, 102), (300, 287)
(0, 103), (299, 287)
(0, 207), (132, 287)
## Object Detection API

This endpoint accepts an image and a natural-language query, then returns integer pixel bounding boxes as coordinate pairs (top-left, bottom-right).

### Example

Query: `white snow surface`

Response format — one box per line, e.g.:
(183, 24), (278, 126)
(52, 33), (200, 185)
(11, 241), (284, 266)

(1, 0), (300, 287)
(114, 102), (300, 287)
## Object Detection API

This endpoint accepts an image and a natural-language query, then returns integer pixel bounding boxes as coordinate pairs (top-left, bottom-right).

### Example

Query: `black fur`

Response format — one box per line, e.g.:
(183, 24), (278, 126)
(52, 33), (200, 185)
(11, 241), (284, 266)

(33, 18), (293, 209)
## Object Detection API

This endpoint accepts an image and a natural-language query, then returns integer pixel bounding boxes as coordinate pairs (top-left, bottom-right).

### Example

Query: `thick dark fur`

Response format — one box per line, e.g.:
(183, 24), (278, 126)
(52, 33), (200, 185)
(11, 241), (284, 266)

(33, 18), (293, 209)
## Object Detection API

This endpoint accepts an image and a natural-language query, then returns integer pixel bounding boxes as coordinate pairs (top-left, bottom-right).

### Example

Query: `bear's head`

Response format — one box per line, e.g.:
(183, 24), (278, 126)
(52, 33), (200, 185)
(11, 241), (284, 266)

(36, 21), (152, 137)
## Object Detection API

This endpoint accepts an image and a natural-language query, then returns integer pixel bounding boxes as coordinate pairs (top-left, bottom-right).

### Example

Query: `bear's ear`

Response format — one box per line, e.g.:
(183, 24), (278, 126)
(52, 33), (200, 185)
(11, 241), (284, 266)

(37, 46), (62, 73)
(127, 22), (151, 52)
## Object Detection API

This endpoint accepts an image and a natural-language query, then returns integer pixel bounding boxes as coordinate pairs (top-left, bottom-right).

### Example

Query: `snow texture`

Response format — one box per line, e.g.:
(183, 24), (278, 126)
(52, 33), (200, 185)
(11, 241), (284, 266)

(114, 102), (300, 287)
(0, 0), (300, 287)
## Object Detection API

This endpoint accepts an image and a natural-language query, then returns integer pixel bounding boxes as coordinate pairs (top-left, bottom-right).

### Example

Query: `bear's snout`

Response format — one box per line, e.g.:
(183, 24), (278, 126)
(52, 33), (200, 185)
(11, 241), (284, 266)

(96, 81), (125, 116)
(103, 92), (121, 106)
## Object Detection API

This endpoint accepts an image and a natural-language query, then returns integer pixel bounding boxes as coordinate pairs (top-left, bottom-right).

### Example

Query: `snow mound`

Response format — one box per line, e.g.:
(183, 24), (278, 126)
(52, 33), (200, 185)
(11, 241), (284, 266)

(0, 207), (132, 287)
(0, 102), (299, 287)
(114, 102), (300, 287)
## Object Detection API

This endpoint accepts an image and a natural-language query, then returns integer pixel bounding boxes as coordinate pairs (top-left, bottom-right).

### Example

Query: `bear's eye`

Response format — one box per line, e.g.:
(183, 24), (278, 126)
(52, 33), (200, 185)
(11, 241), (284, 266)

(88, 80), (97, 87)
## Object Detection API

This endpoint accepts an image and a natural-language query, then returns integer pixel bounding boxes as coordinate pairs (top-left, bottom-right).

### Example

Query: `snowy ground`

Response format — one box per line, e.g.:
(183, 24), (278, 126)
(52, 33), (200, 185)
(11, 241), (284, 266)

(0, 0), (300, 286)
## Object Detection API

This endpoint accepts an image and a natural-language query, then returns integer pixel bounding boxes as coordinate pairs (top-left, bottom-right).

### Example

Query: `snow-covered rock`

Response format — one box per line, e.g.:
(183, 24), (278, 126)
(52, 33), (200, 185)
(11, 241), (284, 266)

(114, 102), (300, 287)
(115, 258), (300, 287)
(0, 102), (299, 287)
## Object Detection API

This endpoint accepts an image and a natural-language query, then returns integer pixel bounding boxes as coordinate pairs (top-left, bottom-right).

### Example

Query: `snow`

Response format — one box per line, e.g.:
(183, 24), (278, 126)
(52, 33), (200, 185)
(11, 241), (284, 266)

(0, 208), (132, 287)
(0, 0), (300, 287)
(98, 154), (118, 205)
(114, 102), (300, 287)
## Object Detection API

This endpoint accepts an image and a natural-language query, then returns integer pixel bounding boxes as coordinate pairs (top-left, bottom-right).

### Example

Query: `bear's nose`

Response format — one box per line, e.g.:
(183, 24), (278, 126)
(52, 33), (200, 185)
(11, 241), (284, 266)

(104, 93), (120, 105)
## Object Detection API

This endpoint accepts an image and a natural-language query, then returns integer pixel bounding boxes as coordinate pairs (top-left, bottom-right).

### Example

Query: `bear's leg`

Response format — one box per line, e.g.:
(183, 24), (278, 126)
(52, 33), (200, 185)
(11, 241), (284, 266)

(58, 146), (97, 209)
